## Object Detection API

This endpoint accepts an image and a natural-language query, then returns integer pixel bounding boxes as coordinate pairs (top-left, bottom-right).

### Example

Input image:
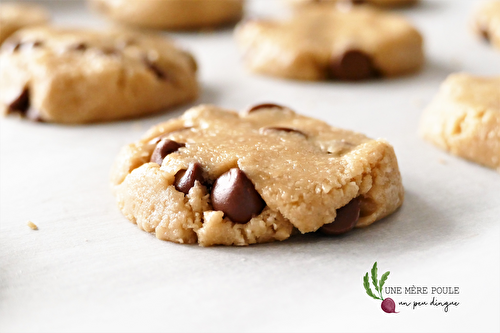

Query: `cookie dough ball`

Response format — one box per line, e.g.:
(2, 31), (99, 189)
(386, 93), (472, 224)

(289, 0), (418, 8)
(472, 1), (500, 50)
(235, 5), (424, 81)
(0, 26), (198, 124)
(0, 3), (50, 44)
(419, 73), (500, 172)
(90, 0), (244, 30)
(111, 104), (404, 246)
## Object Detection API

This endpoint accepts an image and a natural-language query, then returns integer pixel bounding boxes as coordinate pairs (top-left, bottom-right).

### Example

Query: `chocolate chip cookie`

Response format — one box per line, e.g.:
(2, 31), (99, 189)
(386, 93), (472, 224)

(0, 26), (198, 124)
(235, 5), (424, 81)
(0, 2), (50, 45)
(472, 1), (500, 50)
(111, 104), (404, 246)
(290, 0), (418, 8)
(419, 73), (500, 172)
(90, 0), (244, 30)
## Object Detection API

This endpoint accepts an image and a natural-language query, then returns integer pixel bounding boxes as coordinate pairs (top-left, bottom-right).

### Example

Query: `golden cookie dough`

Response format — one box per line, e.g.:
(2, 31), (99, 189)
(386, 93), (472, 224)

(0, 2), (50, 44)
(419, 73), (500, 172)
(111, 104), (404, 246)
(289, 0), (418, 8)
(235, 5), (424, 81)
(472, 1), (500, 50)
(90, 0), (244, 30)
(0, 26), (198, 124)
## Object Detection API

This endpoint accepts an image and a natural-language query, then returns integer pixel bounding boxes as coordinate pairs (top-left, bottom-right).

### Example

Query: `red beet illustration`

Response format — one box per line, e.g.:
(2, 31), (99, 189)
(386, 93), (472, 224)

(363, 262), (398, 314)
(381, 298), (398, 313)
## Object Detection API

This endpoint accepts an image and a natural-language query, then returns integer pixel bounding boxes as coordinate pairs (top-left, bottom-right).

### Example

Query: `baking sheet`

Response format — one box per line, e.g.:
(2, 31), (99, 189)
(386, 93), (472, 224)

(1, 1), (499, 332)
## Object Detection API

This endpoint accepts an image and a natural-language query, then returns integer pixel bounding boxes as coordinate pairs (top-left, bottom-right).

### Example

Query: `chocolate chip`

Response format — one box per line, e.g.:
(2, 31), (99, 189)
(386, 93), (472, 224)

(211, 168), (265, 224)
(150, 139), (185, 165)
(260, 127), (307, 137)
(330, 50), (378, 81)
(143, 57), (167, 80)
(2, 41), (22, 53)
(8, 88), (30, 114)
(100, 47), (119, 56)
(246, 103), (287, 113)
(174, 162), (205, 194)
(27, 40), (43, 48)
(70, 42), (88, 51)
(351, 0), (366, 4)
(479, 25), (490, 42)
(319, 197), (361, 235)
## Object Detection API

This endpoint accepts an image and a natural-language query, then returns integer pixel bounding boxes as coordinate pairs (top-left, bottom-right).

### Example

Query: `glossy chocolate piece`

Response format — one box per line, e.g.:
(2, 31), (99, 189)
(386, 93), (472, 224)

(150, 139), (185, 166)
(174, 162), (204, 194)
(330, 50), (377, 81)
(319, 197), (361, 235)
(246, 103), (287, 113)
(211, 168), (265, 223)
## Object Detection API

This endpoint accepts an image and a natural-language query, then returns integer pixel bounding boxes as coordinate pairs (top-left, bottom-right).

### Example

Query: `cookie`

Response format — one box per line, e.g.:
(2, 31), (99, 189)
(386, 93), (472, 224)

(0, 3), (50, 45)
(90, 0), (244, 30)
(289, 0), (418, 8)
(419, 73), (500, 172)
(111, 104), (404, 246)
(472, 1), (500, 50)
(235, 5), (424, 81)
(0, 26), (198, 124)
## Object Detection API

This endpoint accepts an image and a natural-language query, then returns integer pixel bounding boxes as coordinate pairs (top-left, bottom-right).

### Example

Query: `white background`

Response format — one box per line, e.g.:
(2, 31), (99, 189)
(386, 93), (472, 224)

(1, 1), (499, 332)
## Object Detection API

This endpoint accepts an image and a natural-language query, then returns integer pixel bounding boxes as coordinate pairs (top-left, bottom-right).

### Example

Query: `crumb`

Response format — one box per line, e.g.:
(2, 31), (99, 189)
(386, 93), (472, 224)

(27, 221), (38, 230)
(84, 239), (89, 242)
(438, 158), (447, 165)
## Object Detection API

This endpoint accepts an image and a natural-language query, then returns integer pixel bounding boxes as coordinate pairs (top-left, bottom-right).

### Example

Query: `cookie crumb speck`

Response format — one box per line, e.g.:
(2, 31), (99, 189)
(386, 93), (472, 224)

(27, 221), (38, 230)
(438, 158), (447, 165)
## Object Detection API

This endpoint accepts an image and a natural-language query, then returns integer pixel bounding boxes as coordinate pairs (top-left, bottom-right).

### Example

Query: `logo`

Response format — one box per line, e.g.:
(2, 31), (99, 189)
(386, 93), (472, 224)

(363, 262), (461, 313)
(363, 262), (397, 313)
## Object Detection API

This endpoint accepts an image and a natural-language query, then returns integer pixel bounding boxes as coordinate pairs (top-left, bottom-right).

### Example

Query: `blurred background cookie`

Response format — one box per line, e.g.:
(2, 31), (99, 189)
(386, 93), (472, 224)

(472, 1), (500, 50)
(0, 26), (198, 124)
(0, 2), (50, 44)
(89, 0), (244, 30)
(235, 5), (424, 81)
(419, 73), (500, 172)
(289, 0), (419, 8)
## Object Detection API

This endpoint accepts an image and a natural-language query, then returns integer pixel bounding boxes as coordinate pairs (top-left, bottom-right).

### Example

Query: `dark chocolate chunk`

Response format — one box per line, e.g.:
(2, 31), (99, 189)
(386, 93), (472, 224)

(150, 139), (185, 165)
(70, 42), (88, 51)
(8, 88), (30, 114)
(211, 168), (265, 224)
(174, 162), (205, 194)
(143, 57), (167, 80)
(246, 103), (287, 113)
(330, 50), (378, 81)
(351, 0), (366, 4)
(260, 127), (307, 137)
(319, 197), (361, 235)
(27, 40), (43, 48)
(479, 25), (490, 42)
(3, 41), (22, 53)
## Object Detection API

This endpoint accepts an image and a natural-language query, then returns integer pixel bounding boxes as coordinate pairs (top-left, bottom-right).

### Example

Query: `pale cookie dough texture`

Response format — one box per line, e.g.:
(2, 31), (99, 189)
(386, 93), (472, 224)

(0, 26), (198, 124)
(111, 104), (404, 246)
(90, 0), (244, 30)
(289, 0), (418, 8)
(235, 5), (424, 81)
(419, 73), (500, 172)
(472, 1), (500, 50)
(0, 3), (50, 45)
